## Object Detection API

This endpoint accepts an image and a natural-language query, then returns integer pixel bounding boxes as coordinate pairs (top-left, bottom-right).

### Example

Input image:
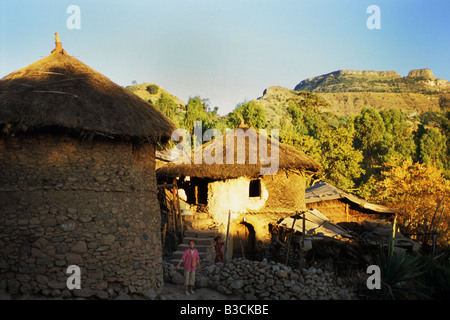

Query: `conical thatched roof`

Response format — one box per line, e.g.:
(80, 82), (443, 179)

(157, 127), (322, 179)
(0, 35), (176, 142)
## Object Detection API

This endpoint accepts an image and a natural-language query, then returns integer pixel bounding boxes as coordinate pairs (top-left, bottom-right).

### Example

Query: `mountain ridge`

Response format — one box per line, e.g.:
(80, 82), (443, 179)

(294, 68), (450, 94)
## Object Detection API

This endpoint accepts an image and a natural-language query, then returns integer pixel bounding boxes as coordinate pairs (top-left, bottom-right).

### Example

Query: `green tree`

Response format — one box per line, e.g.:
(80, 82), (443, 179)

(154, 92), (180, 127)
(439, 111), (450, 178)
(319, 126), (365, 189)
(353, 107), (386, 178)
(279, 130), (322, 162)
(419, 127), (448, 171)
(182, 96), (209, 132)
(286, 92), (336, 139)
(227, 101), (267, 129)
(181, 96), (226, 147)
(379, 109), (416, 165)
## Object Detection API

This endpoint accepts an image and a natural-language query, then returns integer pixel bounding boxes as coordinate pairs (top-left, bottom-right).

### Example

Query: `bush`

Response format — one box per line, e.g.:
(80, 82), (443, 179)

(416, 253), (450, 299)
(146, 84), (159, 95)
(366, 234), (426, 300)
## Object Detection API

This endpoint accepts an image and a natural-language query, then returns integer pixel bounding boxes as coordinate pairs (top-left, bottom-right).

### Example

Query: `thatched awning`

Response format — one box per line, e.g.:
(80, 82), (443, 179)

(157, 127), (322, 179)
(0, 35), (176, 142)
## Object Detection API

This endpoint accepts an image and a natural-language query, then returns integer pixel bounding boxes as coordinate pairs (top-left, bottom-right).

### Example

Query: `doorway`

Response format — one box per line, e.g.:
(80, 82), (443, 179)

(233, 222), (256, 259)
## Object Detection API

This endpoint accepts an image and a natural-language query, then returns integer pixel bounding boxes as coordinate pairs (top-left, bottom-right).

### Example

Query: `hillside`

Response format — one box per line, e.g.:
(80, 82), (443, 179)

(316, 92), (448, 117)
(256, 69), (450, 121)
(125, 82), (187, 127)
(294, 69), (450, 94)
(255, 86), (299, 127)
(125, 83), (186, 109)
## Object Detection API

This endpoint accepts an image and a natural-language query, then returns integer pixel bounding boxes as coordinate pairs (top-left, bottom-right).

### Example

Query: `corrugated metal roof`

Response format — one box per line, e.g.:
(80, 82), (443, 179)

(278, 209), (353, 238)
(305, 181), (401, 214)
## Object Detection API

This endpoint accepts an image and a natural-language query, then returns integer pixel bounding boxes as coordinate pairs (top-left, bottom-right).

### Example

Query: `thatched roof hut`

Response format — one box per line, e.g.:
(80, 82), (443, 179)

(157, 126), (322, 179)
(0, 34), (175, 299)
(157, 126), (322, 260)
(0, 34), (175, 142)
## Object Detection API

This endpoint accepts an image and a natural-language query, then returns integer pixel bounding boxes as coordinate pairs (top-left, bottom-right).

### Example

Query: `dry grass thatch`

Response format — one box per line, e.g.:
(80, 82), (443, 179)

(0, 45), (176, 142)
(157, 128), (322, 179)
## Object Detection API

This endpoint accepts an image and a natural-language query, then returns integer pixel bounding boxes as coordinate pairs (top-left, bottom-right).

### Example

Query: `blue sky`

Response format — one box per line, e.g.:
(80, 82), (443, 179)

(1, 0), (449, 115)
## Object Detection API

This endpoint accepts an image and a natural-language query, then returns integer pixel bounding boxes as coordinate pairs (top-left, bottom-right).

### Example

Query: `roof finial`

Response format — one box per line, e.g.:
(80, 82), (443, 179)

(238, 115), (248, 129)
(51, 32), (67, 54)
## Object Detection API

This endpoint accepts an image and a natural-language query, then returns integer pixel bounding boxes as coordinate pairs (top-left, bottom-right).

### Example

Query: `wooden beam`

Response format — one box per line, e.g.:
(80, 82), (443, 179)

(176, 185), (183, 238)
(157, 183), (177, 189)
(172, 179), (179, 240)
(224, 210), (231, 265)
(237, 231), (245, 259)
(161, 222), (167, 251)
(285, 217), (297, 266)
(432, 206), (445, 258)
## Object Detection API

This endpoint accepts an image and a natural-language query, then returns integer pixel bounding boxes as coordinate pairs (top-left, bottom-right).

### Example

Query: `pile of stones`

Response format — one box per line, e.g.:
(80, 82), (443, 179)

(163, 258), (357, 300)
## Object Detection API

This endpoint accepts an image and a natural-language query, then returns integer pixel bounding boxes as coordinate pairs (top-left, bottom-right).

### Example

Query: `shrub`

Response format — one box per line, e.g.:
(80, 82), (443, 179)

(416, 252), (450, 299)
(368, 241), (425, 299)
(146, 84), (159, 95)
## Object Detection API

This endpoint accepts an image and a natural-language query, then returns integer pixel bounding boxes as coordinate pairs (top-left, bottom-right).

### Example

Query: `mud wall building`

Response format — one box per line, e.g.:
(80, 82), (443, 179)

(157, 126), (322, 260)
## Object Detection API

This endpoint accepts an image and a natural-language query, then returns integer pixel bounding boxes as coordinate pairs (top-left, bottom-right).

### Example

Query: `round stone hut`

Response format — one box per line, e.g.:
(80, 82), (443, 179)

(0, 35), (176, 298)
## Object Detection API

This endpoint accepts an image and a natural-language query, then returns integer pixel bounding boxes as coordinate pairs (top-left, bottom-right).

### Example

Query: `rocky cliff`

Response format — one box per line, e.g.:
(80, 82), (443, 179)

(407, 68), (435, 80)
(294, 68), (449, 94)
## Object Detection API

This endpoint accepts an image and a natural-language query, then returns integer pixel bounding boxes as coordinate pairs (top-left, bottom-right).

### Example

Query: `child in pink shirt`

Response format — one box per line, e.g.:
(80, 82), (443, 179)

(176, 240), (201, 295)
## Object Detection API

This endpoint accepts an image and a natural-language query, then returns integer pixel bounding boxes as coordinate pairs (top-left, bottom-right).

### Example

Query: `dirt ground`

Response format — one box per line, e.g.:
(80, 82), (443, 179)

(0, 283), (242, 300)
(160, 283), (243, 300)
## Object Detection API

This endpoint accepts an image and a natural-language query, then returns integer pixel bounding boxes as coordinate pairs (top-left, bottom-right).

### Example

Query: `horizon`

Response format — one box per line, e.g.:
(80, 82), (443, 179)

(1, 0), (449, 116)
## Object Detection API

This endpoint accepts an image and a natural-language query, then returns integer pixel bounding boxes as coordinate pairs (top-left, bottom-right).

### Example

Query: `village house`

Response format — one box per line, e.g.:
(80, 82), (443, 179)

(0, 34), (175, 298)
(305, 181), (400, 225)
(157, 125), (322, 260)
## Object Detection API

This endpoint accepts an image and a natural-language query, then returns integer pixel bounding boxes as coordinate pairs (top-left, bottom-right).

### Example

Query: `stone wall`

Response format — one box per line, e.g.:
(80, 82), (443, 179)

(163, 258), (357, 300)
(0, 133), (162, 299)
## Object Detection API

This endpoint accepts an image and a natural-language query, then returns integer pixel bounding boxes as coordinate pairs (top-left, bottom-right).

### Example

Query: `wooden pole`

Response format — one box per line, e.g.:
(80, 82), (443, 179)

(302, 212), (306, 248)
(172, 179), (179, 240)
(432, 206), (445, 258)
(301, 212), (306, 269)
(157, 183), (177, 189)
(161, 222), (167, 251)
(426, 195), (445, 246)
(237, 231), (245, 259)
(430, 196), (445, 228)
(285, 217), (297, 266)
(223, 210), (232, 265)
(176, 187), (183, 239)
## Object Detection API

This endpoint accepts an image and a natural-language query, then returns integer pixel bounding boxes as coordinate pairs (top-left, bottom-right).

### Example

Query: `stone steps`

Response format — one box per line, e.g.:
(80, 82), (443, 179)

(182, 236), (213, 246)
(168, 229), (217, 265)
